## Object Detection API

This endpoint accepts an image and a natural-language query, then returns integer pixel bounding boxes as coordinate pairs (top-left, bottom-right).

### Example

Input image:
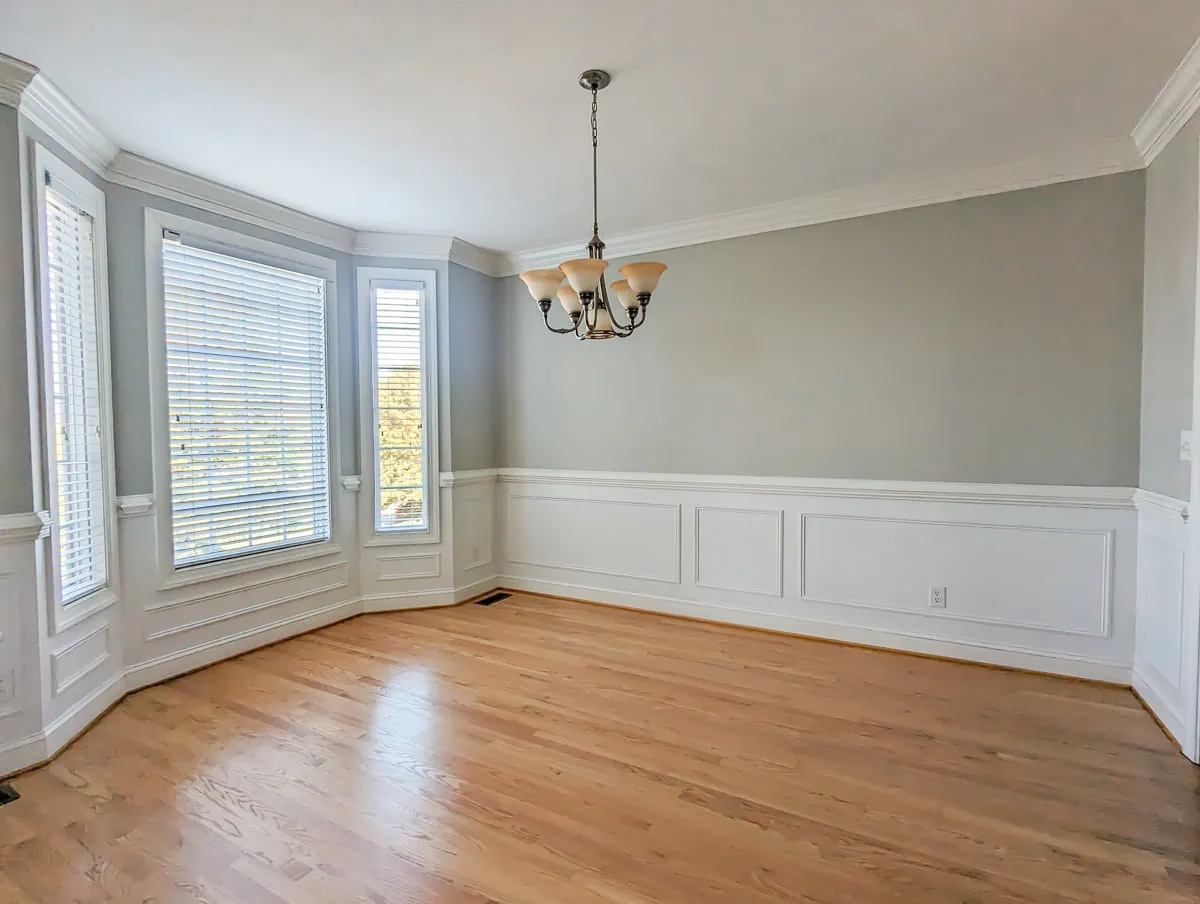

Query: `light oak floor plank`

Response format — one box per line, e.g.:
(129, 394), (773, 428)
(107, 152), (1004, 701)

(3, 593), (1197, 903)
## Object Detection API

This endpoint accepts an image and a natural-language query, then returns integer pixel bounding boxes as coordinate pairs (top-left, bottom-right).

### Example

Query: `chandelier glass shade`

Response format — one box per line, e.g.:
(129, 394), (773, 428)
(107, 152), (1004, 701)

(519, 70), (666, 340)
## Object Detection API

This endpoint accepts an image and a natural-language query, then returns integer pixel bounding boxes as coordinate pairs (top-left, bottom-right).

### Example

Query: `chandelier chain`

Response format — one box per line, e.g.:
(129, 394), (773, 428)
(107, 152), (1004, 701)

(591, 86), (599, 237)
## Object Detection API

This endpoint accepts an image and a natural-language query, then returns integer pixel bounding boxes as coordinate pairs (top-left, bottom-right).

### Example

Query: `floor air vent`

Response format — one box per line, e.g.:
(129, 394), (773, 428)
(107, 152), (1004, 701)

(475, 592), (511, 607)
(0, 784), (19, 806)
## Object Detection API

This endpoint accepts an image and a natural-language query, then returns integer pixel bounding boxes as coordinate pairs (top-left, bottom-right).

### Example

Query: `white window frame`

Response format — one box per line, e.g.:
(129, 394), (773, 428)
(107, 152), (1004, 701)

(145, 209), (342, 588)
(30, 144), (119, 635)
(357, 267), (440, 546)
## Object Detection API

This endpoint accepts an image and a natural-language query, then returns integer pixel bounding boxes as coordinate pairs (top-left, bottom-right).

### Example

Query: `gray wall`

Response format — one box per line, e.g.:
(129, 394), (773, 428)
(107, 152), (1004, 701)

(1140, 111), (1199, 501)
(0, 107), (32, 513)
(501, 172), (1146, 486)
(447, 262), (499, 471)
(105, 185), (357, 496)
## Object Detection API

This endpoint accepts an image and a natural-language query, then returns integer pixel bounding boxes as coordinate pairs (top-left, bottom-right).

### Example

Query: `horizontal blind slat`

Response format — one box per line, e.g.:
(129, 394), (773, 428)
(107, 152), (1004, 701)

(163, 240), (331, 567)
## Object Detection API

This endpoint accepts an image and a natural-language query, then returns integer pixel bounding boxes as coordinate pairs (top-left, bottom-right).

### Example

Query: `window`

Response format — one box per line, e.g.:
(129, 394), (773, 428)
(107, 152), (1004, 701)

(359, 269), (438, 537)
(161, 231), (332, 567)
(35, 151), (113, 606)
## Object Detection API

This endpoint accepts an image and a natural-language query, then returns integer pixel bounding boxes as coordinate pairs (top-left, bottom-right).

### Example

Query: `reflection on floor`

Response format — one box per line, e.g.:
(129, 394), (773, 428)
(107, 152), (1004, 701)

(2, 592), (1197, 903)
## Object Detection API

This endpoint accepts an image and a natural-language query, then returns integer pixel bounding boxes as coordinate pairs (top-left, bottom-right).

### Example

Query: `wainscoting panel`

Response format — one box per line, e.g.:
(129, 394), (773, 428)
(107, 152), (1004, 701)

(1132, 490), (1194, 753)
(498, 470), (1137, 683)
(695, 507), (784, 597)
(507, 494), (682, 584)
(800, 515), (1111, 637)
(49, 622), (112, 698)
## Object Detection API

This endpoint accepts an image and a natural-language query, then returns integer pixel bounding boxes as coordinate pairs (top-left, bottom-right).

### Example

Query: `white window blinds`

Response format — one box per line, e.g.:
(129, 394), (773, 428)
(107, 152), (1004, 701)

(45, 186), (108, 603)
(372, 285), (427, 531)
(162, 236), (331, 567)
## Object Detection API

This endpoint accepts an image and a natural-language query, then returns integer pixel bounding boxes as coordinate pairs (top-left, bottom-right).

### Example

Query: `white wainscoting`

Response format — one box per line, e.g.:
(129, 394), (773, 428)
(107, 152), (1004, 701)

(497, 469), (1138, 683)
(0, 514), (47, 776)
(1132, 489), (1196, 754)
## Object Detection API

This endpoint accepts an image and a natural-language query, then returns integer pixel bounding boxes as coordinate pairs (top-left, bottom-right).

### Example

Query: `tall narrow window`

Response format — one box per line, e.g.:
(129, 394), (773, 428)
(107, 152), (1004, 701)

(162, 234), (331, 567)
(42, 177), (109, 603)
(373, 283), (428, 531)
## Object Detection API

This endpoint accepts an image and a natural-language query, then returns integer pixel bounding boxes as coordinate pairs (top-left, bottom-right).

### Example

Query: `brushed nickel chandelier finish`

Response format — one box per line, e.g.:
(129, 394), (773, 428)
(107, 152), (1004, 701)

(519, 70), (667, 340)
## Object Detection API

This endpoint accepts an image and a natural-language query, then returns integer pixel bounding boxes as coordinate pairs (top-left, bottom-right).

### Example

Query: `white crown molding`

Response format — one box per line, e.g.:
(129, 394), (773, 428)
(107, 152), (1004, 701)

(352, 231), (454, 259)
(497, 468), (1137, 510)
(1133, 35), (1200, 166)
(500, 139), (1144, 275)
(20, 74), (119, 177)
(1132, 488), (1189, 521)
(0, 53), (37, 109)
(107, 151), (357, 252)
(449, 238), (508, 278)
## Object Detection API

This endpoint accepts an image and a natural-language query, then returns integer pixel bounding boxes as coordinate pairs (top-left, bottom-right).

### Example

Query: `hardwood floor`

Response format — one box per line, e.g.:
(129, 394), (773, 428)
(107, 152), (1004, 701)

(2, 593), (1197, 903)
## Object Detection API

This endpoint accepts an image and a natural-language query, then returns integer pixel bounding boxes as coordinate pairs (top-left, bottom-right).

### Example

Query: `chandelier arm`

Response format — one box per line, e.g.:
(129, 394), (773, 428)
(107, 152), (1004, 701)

(599, 275), (636, 337)
(537, 299), (580, 334)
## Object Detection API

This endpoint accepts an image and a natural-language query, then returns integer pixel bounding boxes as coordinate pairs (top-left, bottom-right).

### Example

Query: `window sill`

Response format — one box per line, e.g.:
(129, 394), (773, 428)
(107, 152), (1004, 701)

(51, 587), (119, 637)
(160, 540), (344, 591)
(361, 528), (441, 548)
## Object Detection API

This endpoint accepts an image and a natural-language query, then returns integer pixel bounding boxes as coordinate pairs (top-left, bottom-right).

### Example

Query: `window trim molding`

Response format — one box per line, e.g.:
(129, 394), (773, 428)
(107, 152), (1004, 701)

(29, 142), (120, 636)
(356, 266), (441, 546)
(144, 208), (343, 588)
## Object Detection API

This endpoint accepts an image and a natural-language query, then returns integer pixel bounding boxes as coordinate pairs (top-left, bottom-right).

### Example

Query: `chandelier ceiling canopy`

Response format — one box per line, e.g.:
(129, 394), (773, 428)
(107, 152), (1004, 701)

(519, 70), (667, 340)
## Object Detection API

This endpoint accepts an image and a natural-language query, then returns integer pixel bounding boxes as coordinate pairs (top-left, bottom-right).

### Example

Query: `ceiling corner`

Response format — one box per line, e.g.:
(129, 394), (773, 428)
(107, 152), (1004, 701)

(20, 72), (119, 177)
(1133, 34), (1200, 167)
(0, 52), (38, 110)
(448, 239), (509, 278)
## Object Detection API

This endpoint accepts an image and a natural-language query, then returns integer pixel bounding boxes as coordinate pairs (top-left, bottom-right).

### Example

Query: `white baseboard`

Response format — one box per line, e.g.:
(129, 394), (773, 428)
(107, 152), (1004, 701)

(1132, 666), (1188, 748)
(501, 575), (1132, 684)
(44, 671), (126, 758)
(0, 732), (44, 779)
(359, 576), (499, 612)
(0, 670), (126, 777)
(126, 598), (359, 691)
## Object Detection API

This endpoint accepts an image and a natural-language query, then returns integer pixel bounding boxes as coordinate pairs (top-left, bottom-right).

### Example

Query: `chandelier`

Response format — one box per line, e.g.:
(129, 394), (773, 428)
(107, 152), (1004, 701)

(519, 70), (667, 340)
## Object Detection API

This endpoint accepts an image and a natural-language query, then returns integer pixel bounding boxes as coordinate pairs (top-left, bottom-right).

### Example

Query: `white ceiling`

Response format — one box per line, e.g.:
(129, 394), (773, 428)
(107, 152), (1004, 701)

(2, 0), (1199, 253)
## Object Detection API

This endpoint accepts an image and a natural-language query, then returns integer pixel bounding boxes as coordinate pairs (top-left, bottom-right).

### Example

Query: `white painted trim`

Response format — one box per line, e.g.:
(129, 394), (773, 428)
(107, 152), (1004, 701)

(1133, 36), (1200, 166)
(1132, 488), (1189, 521)
(144, 580), (349, 642)
(441, 469), (500, 487)
(126, 599), (359, 692)
(31, 143), (122, 636)
(146, 559), (347, 612)
(449, 238), (508, 278)
(1133, 667), (1188, 750)
(116, 494), (154, 517)
(500, 139), (1144, 274)
(19, 74), (119, 177)
(501, 575), (1132, 684)
(111, 152), (356, 252)
(0, 669), (125, 778)
(352, 232), (453, 259)
(0, 512), (46, 544)
(144, 207), (345, 586)
(356, 266), (442, 545)
(359, 576), (500, 612)
(43, 670), (124, 758)
(497, 468), (1135, 510)
(0, 52), (36, 109)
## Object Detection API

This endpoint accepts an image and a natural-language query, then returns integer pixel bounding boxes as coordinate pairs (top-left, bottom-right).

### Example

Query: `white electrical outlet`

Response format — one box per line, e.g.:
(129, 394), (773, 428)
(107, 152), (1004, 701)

(929, 586), (947, 609)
